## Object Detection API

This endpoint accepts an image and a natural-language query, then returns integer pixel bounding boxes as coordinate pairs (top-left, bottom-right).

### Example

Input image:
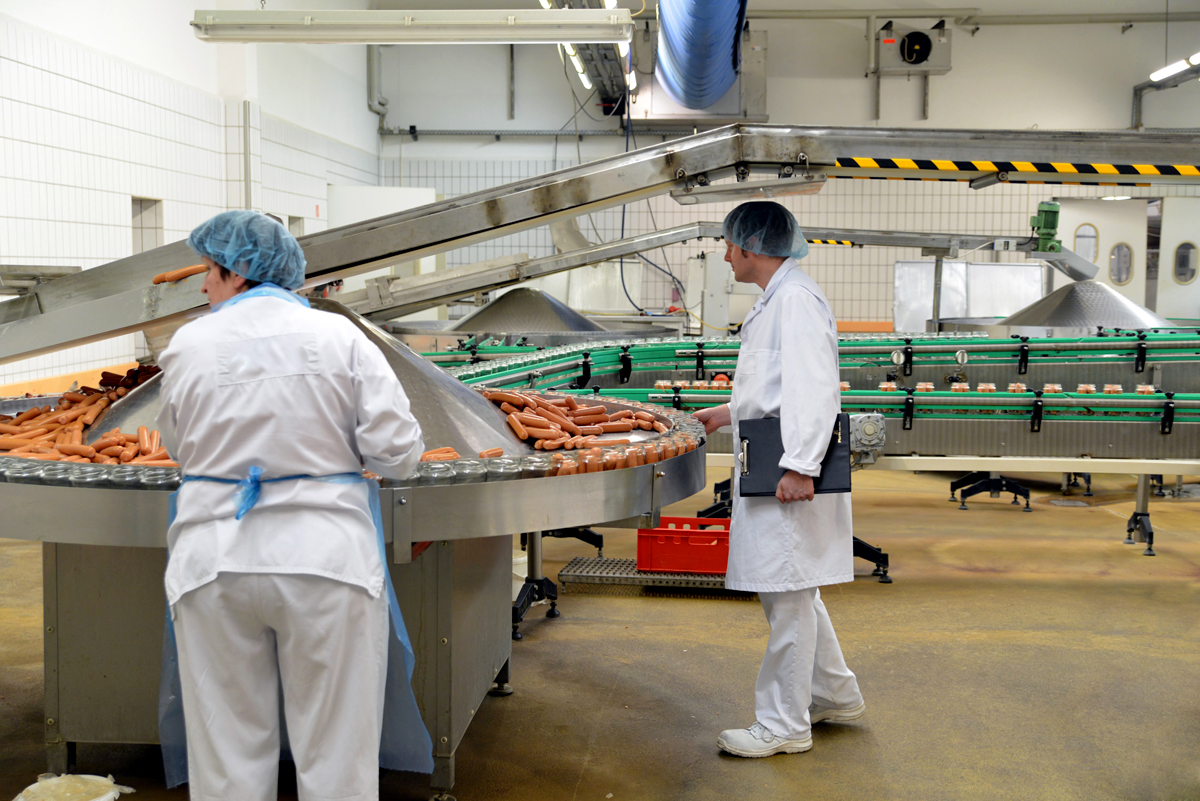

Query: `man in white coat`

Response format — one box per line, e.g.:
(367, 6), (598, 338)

(694, 201), (865, 758)
(156, 211), (426, 799)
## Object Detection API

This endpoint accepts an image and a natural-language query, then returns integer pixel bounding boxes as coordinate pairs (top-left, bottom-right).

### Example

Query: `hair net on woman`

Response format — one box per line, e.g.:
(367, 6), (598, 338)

(722, 201), (809, 261)
(187, 210), (307, 290)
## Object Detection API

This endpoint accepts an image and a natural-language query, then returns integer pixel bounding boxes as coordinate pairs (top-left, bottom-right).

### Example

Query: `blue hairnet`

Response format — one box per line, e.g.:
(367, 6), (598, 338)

(722, 201), (809, 260)
(187, 211), (306, 290)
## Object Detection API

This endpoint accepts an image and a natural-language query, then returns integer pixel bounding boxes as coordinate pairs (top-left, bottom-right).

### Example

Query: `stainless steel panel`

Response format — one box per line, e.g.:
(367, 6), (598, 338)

(53, 544), (167, 744)
(1, 485), (171, 548)
(448, 288), (602, 333)
(85, 372), (164, 444)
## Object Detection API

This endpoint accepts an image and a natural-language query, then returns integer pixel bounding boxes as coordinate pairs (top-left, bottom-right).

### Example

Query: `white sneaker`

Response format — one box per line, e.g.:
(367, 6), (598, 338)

(717, 721), (812, 757)
(809, 700), (866, 724)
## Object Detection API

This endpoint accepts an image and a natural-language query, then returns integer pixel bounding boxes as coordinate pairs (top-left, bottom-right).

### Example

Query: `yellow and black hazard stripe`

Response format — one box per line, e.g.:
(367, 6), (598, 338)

(806, 239), (853, 246)
(835, 157), (1200, 176)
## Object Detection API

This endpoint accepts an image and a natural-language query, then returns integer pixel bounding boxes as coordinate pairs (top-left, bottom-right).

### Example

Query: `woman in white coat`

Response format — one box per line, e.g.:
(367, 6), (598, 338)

(155, 211), (430, 799)
(694, 202), (866, 758)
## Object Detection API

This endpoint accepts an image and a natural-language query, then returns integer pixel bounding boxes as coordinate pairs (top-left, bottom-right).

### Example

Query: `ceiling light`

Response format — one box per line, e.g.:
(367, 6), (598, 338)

(1190, 51), (1200, 65)
(578, 70), (593, 90)
(191, 9), (633, 45)
(617, 40), (629, 58)
(603, 0), (617, 8)
(1101, 196), (1132, 201)
(539, 0), (552, 7)
(1150, 60), (1190, 81)
(626, 69), (638, 91)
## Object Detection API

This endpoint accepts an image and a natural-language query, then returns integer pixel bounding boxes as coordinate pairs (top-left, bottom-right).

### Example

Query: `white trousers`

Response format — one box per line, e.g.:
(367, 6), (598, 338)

(756, 588), (862, 739)
(173, 573), (389, 801)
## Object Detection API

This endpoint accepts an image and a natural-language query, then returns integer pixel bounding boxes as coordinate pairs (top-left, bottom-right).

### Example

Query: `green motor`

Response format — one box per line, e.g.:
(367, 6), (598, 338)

(1030, 201), (1062, 252)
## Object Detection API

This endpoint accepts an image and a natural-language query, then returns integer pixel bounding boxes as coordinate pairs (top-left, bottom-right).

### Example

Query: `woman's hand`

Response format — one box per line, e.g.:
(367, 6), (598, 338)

(692, 404), (731, 435)
(776, 470), (815, 503)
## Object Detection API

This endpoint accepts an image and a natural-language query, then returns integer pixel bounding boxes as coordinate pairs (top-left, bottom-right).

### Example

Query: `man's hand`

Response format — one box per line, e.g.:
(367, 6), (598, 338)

(776, 470), (815, 504)
(692, 404), (731, 435)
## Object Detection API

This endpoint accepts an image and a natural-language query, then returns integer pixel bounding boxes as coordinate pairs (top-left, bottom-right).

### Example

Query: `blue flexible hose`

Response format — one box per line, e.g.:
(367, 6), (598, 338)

(655, 0), (748, 109)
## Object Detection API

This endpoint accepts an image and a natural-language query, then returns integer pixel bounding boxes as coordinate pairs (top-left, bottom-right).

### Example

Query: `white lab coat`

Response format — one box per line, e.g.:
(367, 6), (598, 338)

(155, 295), (425, 799)
(726, 259), (854, 593)
(157, 295), (424, 606)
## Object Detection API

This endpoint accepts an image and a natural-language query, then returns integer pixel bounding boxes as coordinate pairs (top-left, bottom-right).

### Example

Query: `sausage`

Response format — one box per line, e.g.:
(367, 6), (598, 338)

(92, 437), (122, 451)
(149, 430), (161, 453)
(137, 426), (151, 455)
(0, 423), (25, 435)
(0, 437), (38, 450)
(19, 452), (63, 461)
(489, 391), (529, 407)
(600, 439), (631, 446)
(152, 263), (209, 285)
(652, 421), (670, 434)
(56, 443), (97, 458)
(420, 452), (459, 462)
(608, 410), (634, 421)
(578, 425), (604, 436)
(525, 428), (561, 440)
(120, 442), (140, 463)
(478, 448), (504, 459)
(12, 408), (41, 426)
(516, 412), (558, 429)
(573, 414), (610, 425)
(506, 414), (529, 440)
(99, 446), (125, 458)
(563, 395), (578, 411)
(598, 421), (634, 433)
(132, 448), (169, 463)
(99, 371), (124, 388)
(137, 459), (181, 468)
(637, 420), (654, 430)
(116, 387), (128, 397)
(634, 411), (656, 422)
(62, 392), (87, 403)
(499, 402), (521, 416)
(571, 405), (607, 417)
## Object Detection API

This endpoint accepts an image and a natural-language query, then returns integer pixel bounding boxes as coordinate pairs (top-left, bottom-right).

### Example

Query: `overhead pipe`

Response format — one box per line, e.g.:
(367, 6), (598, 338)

(367, 45), (389, 130)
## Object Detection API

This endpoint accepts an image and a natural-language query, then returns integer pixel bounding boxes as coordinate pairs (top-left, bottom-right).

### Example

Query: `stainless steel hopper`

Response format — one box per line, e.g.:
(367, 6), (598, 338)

(999, 280), (1172, 335)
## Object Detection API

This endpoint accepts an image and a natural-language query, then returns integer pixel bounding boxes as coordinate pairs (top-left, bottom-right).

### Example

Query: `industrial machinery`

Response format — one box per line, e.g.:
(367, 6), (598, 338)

(3, 125), (1200, 797)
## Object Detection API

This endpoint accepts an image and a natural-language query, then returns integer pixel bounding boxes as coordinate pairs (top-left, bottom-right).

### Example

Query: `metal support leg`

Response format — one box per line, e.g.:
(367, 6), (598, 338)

(431, 755), (456, 801)
(1175, 475), (1184, 497)
(489, 657), (514, 697)
(853, 537), (892, 583)
(512, 531), (560, 640)
(1126, 475), (1156, 556)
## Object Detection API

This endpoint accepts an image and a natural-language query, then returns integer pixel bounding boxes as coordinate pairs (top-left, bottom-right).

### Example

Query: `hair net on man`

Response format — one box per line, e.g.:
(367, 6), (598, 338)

(722, 201), (809, 261)
(187, 210), (307, 290)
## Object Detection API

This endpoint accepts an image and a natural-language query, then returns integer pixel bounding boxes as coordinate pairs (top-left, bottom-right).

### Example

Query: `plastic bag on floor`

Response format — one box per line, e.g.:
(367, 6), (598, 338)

(12, 773), (135, 801)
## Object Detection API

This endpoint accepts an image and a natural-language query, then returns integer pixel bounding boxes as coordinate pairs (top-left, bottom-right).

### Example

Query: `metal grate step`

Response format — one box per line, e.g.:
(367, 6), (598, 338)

(558, 556), (730, 590)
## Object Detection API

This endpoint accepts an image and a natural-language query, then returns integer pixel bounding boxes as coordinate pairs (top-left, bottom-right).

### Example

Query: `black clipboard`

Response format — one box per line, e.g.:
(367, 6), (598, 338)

(737, 413), (851, 497)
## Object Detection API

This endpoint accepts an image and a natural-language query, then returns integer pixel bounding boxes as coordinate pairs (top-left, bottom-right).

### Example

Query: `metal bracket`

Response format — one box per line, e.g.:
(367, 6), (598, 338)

(903, 339), (913, 377)
(695, 341), (706, 380)
(572, 352), (592, 389)
(735, 162), (750, 182)
(1017, 337), (1030, 375)
(1135, 336), (1148, 373)
(528, 369), (543, 389)
(672, 386), (683, 410)
(902, 389), (915, 430)
(392, 491), (412, 564)
(619, 346), (633, 384)
(1161, 392), (1175, 435)
(1031, 391), (1044, 432)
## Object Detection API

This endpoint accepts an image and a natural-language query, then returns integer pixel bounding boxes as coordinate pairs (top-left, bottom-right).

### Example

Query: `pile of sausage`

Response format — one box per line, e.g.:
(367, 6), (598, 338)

(99, 364), (161, 392)
(0, 390), (176, 466)
(483, 390), (670, 451)
(420, 446), (506, 462)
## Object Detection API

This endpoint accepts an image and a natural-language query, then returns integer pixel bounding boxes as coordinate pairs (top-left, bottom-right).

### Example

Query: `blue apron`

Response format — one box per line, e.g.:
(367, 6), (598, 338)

(157, 284), (434, 786)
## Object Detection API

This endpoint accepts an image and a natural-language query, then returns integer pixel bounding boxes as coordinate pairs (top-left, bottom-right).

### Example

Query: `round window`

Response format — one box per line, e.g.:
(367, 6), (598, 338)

(1074, 223), (1098, 264)
(1174, 242), (1198, 284)
(1109, 243), (1133, 285)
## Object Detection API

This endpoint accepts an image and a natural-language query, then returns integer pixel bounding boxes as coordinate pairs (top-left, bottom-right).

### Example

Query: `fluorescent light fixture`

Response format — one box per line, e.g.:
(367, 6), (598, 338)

(539, 0), (552, 7)
(1191, 51), (1200, 65)
(1101, 195), (1132, 201)
(578, 70), (593, 90)
(603, 0), (617, 7)
(671, 176), (826, 205)
(626, 69), (637, 91)
(191, 9), (633, 45)
(1150, 60), (1190, 81)
(617, 40), (629, 57)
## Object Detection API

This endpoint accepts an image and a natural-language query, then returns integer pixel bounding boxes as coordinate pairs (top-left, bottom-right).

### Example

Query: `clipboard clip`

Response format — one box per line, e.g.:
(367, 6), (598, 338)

(738, 438), (749, 476)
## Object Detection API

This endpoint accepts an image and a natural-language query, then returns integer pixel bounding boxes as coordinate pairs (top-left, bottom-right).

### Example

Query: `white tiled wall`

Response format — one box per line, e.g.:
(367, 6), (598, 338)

(399, 154), (1200, 321)
(0, 15), (380, 386)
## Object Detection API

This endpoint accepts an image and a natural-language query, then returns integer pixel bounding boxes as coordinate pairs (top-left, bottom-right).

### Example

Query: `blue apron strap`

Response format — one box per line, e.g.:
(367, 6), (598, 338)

(158, 473), (434, 788)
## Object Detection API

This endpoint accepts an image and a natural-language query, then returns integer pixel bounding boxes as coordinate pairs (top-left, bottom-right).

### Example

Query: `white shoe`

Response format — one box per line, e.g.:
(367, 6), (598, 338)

(809, 700), (866, 724)
(717, 721), (812, 757)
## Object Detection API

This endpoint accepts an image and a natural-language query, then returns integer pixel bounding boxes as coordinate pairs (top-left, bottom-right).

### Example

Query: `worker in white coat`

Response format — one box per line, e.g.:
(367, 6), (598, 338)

(694, 201), (865, 758)
(154, 211), (432, 800)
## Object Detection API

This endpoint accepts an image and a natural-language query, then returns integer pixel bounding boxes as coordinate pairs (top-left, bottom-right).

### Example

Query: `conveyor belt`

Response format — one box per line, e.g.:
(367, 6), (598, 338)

(558, 556), (728, 589)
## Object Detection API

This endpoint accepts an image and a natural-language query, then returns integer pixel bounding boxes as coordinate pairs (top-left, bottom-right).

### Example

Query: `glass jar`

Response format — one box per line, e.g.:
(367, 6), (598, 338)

(555, 455), (578, 476)
(1042, 384), (1063, 394)
(1007, 383), (1027, 393)
(1103, 384), (1123, 395)
(579, 453), (603, 474)
(915, 382), (935, 392)
(951, 383), (970, 393)
(518, 455), (553, 479)
(108, 465), (142, 489)
(40, 463), (75, 487)
(68, 463), (110, 488)
(977, 383), (997, 393)
(485, 458), (520, 482)
(839, 381), (851, 392)
(0, 455), (25, 482)
(1076, 384), (1096, 395)
(5, 461), (46, 485)
(603, 449), (623, 470)
(139, 467), (176, 490)
(454, 459), (487, 484)
(878, 382), (898, 392)
(1136, 384), (1157, 395)
(416, 461), (455, 485)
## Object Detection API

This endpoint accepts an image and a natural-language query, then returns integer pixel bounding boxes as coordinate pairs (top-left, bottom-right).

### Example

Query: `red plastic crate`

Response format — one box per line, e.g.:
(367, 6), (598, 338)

(636, 516), (731, 574)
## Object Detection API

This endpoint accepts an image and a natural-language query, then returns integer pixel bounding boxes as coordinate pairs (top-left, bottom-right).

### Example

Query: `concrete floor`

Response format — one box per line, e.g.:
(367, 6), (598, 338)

(2, 469), (1199, 801)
